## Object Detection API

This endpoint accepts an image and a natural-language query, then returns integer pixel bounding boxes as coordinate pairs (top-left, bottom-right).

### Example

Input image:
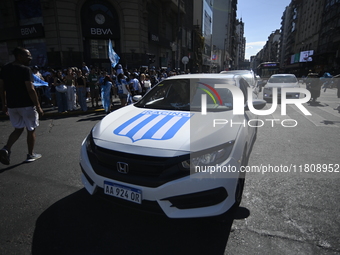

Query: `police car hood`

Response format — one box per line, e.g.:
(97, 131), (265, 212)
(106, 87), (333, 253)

(92, 105), (241, 157)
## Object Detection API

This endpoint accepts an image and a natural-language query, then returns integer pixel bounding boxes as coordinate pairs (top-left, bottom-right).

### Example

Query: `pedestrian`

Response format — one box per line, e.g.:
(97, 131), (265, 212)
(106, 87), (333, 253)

(54, 70), (68, 113)
(0, 47), (44, 165)
(101, 75), (113, 114)
(139, 73), (146, 95)
(82, 62), (90, 76)
(116, 64), (123, 76)
(149, 68), (159, 87)
(333, 74), (340, 112)
(75, 69), (88, 112)
(129, 72), (142, 96)
(320, 72), (333, 92)
(116, 73), (131, 106)
(87, 68), (100, 108)
(64, 67), (77, 111)
(144, 74), (152, 94)
(306, 73), (322, 103)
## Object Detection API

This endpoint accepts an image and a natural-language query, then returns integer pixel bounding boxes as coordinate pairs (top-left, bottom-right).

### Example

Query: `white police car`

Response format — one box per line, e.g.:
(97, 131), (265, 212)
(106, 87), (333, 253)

(80, 73), (266, 219)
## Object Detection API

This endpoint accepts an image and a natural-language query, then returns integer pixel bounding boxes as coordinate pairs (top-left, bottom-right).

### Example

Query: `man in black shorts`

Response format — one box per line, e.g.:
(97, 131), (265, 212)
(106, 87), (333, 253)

(0, 47), (44, 165)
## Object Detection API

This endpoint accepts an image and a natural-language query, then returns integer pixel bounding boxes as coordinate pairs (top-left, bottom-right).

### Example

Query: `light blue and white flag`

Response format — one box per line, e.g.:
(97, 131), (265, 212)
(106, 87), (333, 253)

(33, 74), (48, 87)
(108, 39), (120, 68)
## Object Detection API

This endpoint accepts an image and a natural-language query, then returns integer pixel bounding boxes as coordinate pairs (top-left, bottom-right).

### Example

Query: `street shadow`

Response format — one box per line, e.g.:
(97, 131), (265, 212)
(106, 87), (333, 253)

(77, 112), (107, 122)
(308, 101), (324, 106)
(0, 162), (25, 173)
(233, 206), (250, 220)
(42, 111), (105, 121)
(32, 189), (235, 255)
(322, 120), (340, 125)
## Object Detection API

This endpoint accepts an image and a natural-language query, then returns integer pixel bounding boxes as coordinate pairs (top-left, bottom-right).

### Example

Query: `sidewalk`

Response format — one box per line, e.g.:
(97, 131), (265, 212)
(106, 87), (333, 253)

(0, 97), (122, 120)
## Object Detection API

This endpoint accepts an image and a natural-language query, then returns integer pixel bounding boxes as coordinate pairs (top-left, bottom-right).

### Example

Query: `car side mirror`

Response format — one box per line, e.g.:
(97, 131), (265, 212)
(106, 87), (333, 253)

(133, 95), (142, 102)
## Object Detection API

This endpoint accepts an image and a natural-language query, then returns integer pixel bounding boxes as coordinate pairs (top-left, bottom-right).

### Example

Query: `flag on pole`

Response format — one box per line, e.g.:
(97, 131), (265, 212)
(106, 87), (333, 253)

(108, 39), (120, 68)
(33, 74), (48, 87)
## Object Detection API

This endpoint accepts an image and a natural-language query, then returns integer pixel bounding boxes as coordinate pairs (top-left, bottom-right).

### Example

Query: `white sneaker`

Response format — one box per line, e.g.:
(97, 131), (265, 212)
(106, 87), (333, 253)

(25, 153), (42, 163)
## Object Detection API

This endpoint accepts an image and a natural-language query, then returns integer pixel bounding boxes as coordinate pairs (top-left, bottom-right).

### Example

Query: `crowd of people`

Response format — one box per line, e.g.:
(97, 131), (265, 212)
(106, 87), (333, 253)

(1, 46), (340, 166)
(0, 47), (183, 165)
(305, 71), (340, 109)
(33, 63), (184, 114)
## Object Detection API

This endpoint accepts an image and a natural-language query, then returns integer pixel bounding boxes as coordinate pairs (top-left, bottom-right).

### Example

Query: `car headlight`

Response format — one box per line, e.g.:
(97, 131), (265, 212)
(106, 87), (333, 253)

(181, 140), (235, 170)
(85, 129), (96, 153)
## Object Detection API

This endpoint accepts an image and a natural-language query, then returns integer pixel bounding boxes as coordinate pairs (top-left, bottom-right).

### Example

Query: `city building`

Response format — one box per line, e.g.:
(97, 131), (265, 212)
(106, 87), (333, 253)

(193, 0), (214, 72)
(235, 18), (245, 70)
(251, 0), (340, 76)
(0, 0), (197, 72)
(316, 0), (340, 74)
(283, 0), (325, 76)
(211, 0), (238, 72)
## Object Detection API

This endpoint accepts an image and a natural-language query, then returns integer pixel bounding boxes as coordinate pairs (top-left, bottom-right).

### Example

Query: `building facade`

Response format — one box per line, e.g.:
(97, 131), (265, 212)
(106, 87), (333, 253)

(211, 0), (238, 72)
(316, 0), (340, 74)
(0, 0), (199, 72)
(235, 18), (245, 70)
(251, 0), (340, 76)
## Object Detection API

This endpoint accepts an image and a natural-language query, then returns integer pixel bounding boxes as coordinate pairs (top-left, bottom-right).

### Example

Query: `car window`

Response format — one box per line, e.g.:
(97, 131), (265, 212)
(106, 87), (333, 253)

(134, 78), (237, 112)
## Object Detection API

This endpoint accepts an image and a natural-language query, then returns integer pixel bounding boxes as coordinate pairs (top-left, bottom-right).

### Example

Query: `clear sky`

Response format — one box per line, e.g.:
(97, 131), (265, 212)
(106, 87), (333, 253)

(237, 0), (292, 60)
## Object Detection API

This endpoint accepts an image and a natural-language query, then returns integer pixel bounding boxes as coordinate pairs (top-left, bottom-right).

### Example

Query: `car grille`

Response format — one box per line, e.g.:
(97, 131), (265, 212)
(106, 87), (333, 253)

(87, 139), (190, 188)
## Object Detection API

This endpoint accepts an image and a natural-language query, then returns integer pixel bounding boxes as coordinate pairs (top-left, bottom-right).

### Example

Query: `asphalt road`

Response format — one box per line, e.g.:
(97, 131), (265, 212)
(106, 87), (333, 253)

(0, 87), (339, 254)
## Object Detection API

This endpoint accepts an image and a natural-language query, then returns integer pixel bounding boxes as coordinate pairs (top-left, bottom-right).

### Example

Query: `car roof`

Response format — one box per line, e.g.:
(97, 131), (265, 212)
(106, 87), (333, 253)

(220, 70), (254, 74)
(270, 74), (296, 77)
(166, 73), (239, 80)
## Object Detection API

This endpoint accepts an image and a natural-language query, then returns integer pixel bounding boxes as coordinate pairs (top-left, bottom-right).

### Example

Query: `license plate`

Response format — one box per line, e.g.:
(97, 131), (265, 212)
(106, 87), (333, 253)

(104, 181), (142, 204)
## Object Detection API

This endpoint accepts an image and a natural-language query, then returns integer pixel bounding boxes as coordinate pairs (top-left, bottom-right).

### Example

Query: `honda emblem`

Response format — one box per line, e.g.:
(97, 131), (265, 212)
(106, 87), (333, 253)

(117, 162), (129, 174)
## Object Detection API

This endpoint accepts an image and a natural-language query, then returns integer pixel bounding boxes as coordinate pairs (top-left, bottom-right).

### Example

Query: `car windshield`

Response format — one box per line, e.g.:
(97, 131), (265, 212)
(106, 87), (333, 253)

(268, 76), (297, 83)
(134, 78), (236, 112)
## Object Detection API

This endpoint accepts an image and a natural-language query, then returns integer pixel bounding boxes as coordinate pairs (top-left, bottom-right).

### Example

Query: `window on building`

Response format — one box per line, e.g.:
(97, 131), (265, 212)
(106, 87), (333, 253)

(90, 39), (111, 59)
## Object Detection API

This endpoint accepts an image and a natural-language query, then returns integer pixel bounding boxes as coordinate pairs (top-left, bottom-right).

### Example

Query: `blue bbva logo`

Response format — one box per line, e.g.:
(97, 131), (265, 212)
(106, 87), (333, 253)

(113, 110), (193, 142)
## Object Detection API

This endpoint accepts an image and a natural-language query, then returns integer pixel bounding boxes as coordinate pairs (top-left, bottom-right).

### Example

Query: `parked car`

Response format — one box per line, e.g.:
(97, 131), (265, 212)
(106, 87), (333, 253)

(80, 73), (266, 219)
(263, 74), (300, 102)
